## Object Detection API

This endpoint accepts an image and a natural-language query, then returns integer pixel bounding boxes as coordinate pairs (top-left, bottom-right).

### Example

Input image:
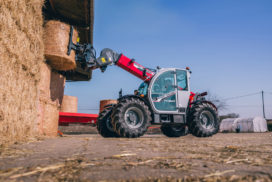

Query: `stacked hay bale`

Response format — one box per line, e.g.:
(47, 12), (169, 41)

(37, 20), (78, 137)
(0, 2), (77, 145)
(60, 95), (78, 113)
(37, 63), (66, 137)
(0, 0), (44, 145)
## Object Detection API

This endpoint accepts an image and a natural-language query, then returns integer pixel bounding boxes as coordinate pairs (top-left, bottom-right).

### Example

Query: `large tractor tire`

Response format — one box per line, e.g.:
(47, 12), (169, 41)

(161, 124), (189, 137)
(188, 102), (219, 137)
(97, 106), (119, 137)
(111, 97), (152, 138)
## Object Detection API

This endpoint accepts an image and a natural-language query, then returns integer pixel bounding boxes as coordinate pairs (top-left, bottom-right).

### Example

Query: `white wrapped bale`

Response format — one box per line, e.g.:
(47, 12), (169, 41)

(220, 117), (268, 133)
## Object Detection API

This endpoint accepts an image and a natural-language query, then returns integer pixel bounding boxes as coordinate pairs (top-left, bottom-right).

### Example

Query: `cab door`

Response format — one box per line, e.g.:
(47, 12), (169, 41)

(148, 69), (178, 113)
(176, 69), (190, 113)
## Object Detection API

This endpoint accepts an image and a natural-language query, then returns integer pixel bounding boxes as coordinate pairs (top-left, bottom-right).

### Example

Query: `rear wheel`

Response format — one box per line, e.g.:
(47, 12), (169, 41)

(161, 124), (188, 137)
(188, 102), (219, 137)
(111, 97), (151, 138)
(97, 106), (119, 137)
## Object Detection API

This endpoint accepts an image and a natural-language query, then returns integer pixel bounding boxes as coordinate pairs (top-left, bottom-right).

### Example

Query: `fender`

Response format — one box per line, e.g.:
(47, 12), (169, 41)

(103, 103), (117, 109)
(117, 95), (153, 114)
(190, 100), (218, 111)
(118, 95), (150, 106)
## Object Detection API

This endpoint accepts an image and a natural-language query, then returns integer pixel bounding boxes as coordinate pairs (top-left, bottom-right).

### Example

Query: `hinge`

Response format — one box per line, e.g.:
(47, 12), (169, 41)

(176, 107), (186, 112)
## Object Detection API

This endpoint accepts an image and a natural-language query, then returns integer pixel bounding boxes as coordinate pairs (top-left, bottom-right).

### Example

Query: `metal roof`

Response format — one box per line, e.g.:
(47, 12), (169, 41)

(43, 0), (94, 81)
(43, 0), (94, 44)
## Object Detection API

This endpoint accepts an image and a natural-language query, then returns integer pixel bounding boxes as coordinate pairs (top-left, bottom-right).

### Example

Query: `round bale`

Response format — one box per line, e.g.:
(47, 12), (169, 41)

(60, 95), (78, 113)
(99, 99), (117, 113)
(44, 20), (78, 71)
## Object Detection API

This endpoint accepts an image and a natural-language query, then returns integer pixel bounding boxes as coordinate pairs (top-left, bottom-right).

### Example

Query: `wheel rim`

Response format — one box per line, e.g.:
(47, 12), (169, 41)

(200, 111), (215, 129)
(106, 117), (114, 132)
(125, 107), (144, 128)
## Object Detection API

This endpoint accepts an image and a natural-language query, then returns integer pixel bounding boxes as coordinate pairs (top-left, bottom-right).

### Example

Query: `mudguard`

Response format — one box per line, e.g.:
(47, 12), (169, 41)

(190, 100), (218, 111)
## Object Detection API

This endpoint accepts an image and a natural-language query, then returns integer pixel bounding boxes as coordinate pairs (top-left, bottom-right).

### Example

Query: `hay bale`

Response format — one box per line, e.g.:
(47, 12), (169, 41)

(0, 63), (40, 145)
(39, 62), (51, 98)
(50, 70), (66, 107)
(0, 0), (44, 145)
(60, 95), (78, 113)
(39, 62), (66, 107)
(0, 0), (44, 78)
(37, 97), (45, 135)
(44, 20), (78, 71)
(42, 100), (59, 137)
(37, 97), (59, 137)
(99, 100), (117, 113)
(37, 65), (65, 136)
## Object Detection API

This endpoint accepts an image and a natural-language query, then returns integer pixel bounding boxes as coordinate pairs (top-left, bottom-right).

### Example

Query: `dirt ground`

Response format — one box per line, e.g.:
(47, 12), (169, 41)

(0, 131), (271, 181)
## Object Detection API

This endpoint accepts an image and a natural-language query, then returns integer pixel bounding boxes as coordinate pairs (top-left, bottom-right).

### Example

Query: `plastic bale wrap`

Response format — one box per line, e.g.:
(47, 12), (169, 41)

(44, 20), (78, 71)
(99, 100), (118, 113)
(0, 0), (44, 145)
(60, 95), (78, 113)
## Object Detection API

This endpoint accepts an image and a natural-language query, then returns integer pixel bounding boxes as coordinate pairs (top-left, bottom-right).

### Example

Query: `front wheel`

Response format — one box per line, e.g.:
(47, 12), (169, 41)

(111, 97), (151, 138)
(97, 107), (119, 137)
(188, 102), (219, 137)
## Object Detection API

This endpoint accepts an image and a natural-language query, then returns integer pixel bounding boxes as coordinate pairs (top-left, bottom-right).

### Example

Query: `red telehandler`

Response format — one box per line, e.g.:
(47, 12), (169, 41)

(67, 27), (219, 138)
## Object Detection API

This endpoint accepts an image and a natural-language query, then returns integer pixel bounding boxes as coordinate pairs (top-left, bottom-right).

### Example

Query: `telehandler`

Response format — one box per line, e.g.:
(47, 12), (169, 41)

(67, 27), (219, 138)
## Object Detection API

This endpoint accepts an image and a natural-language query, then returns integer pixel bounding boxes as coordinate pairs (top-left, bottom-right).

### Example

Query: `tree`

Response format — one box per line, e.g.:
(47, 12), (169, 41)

(205, 93), (227, 111)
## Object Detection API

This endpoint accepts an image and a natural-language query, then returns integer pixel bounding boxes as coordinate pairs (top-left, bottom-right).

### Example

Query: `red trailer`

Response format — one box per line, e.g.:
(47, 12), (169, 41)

(59, 112), (98, 126)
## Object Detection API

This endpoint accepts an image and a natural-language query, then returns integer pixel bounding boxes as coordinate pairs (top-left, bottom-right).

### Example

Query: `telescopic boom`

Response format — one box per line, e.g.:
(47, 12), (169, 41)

(67, 26), (155, 82)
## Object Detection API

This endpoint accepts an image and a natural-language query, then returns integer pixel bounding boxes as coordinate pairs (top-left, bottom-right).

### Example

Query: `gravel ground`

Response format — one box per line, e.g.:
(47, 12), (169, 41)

(0, 133), (271, 181)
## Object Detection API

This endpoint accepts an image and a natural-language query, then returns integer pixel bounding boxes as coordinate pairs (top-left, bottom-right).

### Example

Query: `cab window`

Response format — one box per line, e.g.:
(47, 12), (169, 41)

(176, 70), (188, 91)
(138, 82), (148, 95)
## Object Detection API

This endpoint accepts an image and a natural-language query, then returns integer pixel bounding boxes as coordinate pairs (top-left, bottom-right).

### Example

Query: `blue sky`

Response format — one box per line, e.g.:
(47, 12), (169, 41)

(65, 0), (272, 118)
